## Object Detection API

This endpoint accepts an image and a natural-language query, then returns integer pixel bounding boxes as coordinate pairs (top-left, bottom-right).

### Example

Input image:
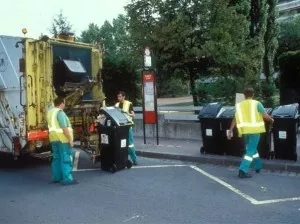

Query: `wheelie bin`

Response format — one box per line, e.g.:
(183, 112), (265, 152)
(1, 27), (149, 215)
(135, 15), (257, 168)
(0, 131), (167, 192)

(257, 108), (273, 159)
(198, 102), (223, 155)
(218, 107), (244, 157)
(97, 106), (133, 173)
(271, 103), (299, 161)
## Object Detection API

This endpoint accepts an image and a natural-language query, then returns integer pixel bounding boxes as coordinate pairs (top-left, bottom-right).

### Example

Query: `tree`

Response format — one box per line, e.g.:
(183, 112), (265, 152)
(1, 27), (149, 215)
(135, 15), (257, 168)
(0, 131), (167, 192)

(80, 23), (101, 44)
(277, 16), (300, 57)
(261, 0), (279, 107)
(49, 10), (73, 37)
(80, 15), (141, 105)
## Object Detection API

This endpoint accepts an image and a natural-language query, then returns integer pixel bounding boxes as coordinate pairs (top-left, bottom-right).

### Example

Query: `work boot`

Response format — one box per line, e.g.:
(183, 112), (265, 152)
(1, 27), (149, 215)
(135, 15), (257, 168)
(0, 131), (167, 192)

(255, 169), (261, 173)
(61, 180), (79, 185)
(238, 170), (252, 178)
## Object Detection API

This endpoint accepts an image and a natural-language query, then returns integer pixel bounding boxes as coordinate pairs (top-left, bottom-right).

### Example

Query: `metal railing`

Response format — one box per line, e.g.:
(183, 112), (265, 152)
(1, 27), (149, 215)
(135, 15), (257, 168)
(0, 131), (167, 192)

(133, 106), (202, 121)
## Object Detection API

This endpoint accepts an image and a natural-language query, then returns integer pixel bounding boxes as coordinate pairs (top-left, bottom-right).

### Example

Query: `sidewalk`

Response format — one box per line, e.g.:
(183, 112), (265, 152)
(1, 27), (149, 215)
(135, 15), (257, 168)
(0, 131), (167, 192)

(135, 137), (300, 173)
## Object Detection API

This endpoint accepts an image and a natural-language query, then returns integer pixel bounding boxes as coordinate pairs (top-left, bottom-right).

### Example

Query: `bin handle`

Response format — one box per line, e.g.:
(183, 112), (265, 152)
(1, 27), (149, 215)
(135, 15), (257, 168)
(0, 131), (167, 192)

(19, 75), (25, 107)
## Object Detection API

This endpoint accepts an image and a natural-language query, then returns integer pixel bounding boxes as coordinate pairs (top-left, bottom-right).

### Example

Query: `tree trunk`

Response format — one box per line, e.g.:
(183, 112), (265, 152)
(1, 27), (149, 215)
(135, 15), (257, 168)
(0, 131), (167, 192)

(189, 67), (198, 106)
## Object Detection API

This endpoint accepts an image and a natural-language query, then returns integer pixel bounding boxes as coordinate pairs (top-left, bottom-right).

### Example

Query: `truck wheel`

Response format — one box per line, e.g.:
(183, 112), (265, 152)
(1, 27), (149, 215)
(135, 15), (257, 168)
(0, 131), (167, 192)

(126, 160), (132, 169)
(110, 164), (117, 173)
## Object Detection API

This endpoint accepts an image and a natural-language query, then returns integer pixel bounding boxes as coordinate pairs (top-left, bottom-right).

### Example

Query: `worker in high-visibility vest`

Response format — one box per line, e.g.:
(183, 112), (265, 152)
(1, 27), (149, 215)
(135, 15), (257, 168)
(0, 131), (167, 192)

(47, 97), (78, 185)
(227, 88), (274, 178)
(115, 91), (138, 165)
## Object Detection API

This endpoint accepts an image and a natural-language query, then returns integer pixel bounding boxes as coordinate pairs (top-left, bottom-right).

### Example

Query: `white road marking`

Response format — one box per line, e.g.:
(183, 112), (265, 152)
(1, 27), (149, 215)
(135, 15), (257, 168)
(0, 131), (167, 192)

(132, 164), (188, 169)
(72, 151), (80, 171)
(72, 161), (300, 205)
(73, 164), (187, 172)
(256, 197), (300, 205)
(190, 165), (300, 205)
(189, 165), (260, 205)
(74, 168), (102, 172)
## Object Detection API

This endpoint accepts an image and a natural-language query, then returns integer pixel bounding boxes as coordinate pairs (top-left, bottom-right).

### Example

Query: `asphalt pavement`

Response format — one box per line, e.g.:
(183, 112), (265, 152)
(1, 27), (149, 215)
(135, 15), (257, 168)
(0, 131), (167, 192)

(135, 137), (300, 173)
(1, 150), (300, 224)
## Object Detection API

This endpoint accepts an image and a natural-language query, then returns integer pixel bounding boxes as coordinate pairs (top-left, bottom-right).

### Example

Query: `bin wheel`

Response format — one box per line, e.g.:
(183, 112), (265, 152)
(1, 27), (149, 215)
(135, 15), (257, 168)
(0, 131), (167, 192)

(200, 146), (205, 154)
(126, 160), (132, 169)
(293, 154), (297, 162)
(110, 164), (117, 173)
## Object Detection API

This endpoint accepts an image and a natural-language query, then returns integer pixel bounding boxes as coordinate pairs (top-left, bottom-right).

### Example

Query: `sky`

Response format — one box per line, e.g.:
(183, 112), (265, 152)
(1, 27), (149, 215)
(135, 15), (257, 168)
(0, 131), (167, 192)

(1, 0), (130, 38)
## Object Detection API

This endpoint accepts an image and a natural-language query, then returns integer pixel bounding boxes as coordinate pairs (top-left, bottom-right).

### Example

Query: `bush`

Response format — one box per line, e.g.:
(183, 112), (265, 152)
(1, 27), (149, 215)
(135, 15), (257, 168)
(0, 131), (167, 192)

(157, 77), (189, 98)
(196, 76), (245, 105)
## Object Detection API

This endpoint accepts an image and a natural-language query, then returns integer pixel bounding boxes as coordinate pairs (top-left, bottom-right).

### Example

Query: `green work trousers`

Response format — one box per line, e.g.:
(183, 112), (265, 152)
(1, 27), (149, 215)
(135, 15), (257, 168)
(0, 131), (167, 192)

(51, 141), (74, 184)
(239, 134), (262, 173)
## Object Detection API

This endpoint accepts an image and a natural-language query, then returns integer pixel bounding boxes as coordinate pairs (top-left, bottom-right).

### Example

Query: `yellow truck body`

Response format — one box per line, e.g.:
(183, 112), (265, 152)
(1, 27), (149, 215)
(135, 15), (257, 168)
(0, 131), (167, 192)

(0, 34), (105, 158)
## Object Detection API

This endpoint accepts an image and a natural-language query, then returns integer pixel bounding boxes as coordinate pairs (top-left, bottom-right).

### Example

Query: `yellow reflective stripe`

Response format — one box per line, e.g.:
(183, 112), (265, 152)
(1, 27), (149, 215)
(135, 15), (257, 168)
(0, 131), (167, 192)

(237, 122), (265, 128)
(244, 155), (253, 161)
(253, 153), (259, 158)
(236, 103), (244, 124)
(128, 144), (134, 148)
(251, 100), (256, 123)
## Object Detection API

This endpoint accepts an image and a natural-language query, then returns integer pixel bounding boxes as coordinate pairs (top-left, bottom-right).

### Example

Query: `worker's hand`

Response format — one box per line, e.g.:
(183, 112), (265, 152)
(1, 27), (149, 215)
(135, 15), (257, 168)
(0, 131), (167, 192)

(227, 130), (233, 140)
(69, 140), (74, 148)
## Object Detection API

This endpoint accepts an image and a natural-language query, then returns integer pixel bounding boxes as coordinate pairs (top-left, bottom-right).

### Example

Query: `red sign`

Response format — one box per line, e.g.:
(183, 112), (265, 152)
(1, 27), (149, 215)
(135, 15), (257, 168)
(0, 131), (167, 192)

(142, 71), (157, 124)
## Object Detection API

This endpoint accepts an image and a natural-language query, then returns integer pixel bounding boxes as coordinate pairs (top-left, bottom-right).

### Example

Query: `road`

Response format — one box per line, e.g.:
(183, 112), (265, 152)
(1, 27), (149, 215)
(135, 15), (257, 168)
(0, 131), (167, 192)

(1, 151), (300, 224)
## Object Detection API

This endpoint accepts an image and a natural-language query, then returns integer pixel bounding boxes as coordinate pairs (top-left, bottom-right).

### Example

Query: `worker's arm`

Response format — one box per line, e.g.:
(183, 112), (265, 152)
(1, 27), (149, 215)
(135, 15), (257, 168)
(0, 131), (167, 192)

(57, 111), (74, 147)
(258, 102), (274, 124)
(227, 118), (236, 140)
(262, 112), (274, 124)
(128, 103), (135, 118)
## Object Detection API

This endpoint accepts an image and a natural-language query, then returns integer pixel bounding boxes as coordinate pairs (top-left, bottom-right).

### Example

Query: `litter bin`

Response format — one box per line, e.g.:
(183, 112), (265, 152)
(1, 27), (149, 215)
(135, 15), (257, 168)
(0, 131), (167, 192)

(218, 107), (244, 157)
(97, 106), (133, 173)
(271, 103), (299, 161)
(257, 108), (273, 159)
(198, 102), (223, 155)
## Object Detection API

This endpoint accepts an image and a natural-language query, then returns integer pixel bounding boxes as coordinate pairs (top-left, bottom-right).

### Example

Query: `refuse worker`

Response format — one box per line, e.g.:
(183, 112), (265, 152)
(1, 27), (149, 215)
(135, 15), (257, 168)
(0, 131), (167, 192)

(115, 91), (138, 165)
(47, 97), (78, 185)
(227, 87), (274, 178)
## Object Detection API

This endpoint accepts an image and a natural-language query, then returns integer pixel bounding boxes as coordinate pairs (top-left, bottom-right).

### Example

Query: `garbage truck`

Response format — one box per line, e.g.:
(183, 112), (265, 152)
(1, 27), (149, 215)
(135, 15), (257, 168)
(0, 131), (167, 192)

(0, 32), (105, 160)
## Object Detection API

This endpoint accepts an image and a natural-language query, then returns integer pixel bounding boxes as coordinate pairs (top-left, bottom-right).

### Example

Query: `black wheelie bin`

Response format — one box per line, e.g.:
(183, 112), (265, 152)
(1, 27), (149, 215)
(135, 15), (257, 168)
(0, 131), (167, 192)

(218, 107), (245, 157)
(271, 103), (299, 161)
(198, 102), (223, 155)
(257, 108), (273, 159)
(97, 107), (133, 173)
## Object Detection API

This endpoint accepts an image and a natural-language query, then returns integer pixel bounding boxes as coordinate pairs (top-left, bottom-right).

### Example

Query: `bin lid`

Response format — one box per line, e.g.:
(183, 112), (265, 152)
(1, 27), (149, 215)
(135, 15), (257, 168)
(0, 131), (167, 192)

(198, 102), (222, 119)
(271, 103), (299, 118)
(99, 107), (132, 126)
(218, 106), (235, 118)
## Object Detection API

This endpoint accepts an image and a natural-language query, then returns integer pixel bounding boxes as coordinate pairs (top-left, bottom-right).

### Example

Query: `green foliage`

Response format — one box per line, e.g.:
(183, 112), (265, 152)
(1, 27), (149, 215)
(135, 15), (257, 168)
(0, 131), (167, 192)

(80, 15), (141, 105)
(196, 76), (245, 105)
(102, 57), (140, 106)
(278, 50), (300, 104)
(49, 10), (73, 37)
(278, 16), (300, 57)
(260, 80), (277, 107)
(157, 77), (189, 98)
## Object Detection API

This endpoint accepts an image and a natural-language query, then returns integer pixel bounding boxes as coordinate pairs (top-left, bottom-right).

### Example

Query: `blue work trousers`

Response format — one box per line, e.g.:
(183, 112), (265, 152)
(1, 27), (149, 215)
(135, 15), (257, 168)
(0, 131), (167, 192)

(51, 141), (74, 184)
(239, 134), (262, 173)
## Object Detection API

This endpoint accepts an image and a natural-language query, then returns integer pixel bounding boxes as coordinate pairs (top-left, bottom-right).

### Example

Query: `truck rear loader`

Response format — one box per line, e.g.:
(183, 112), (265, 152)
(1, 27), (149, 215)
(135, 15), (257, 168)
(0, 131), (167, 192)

(0, 33), (105, 161)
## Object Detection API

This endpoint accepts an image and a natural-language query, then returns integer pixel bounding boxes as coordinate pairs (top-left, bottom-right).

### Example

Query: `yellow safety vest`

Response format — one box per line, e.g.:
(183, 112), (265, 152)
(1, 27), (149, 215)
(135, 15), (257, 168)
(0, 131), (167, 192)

(47, 107), (73, 143)
(115, 100), (134, 124)
(235, 99), (266, 136)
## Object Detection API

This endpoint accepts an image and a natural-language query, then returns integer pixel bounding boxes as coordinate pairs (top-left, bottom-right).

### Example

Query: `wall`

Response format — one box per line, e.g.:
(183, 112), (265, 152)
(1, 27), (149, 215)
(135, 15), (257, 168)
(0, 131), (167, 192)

(133, 115), (202, 140)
